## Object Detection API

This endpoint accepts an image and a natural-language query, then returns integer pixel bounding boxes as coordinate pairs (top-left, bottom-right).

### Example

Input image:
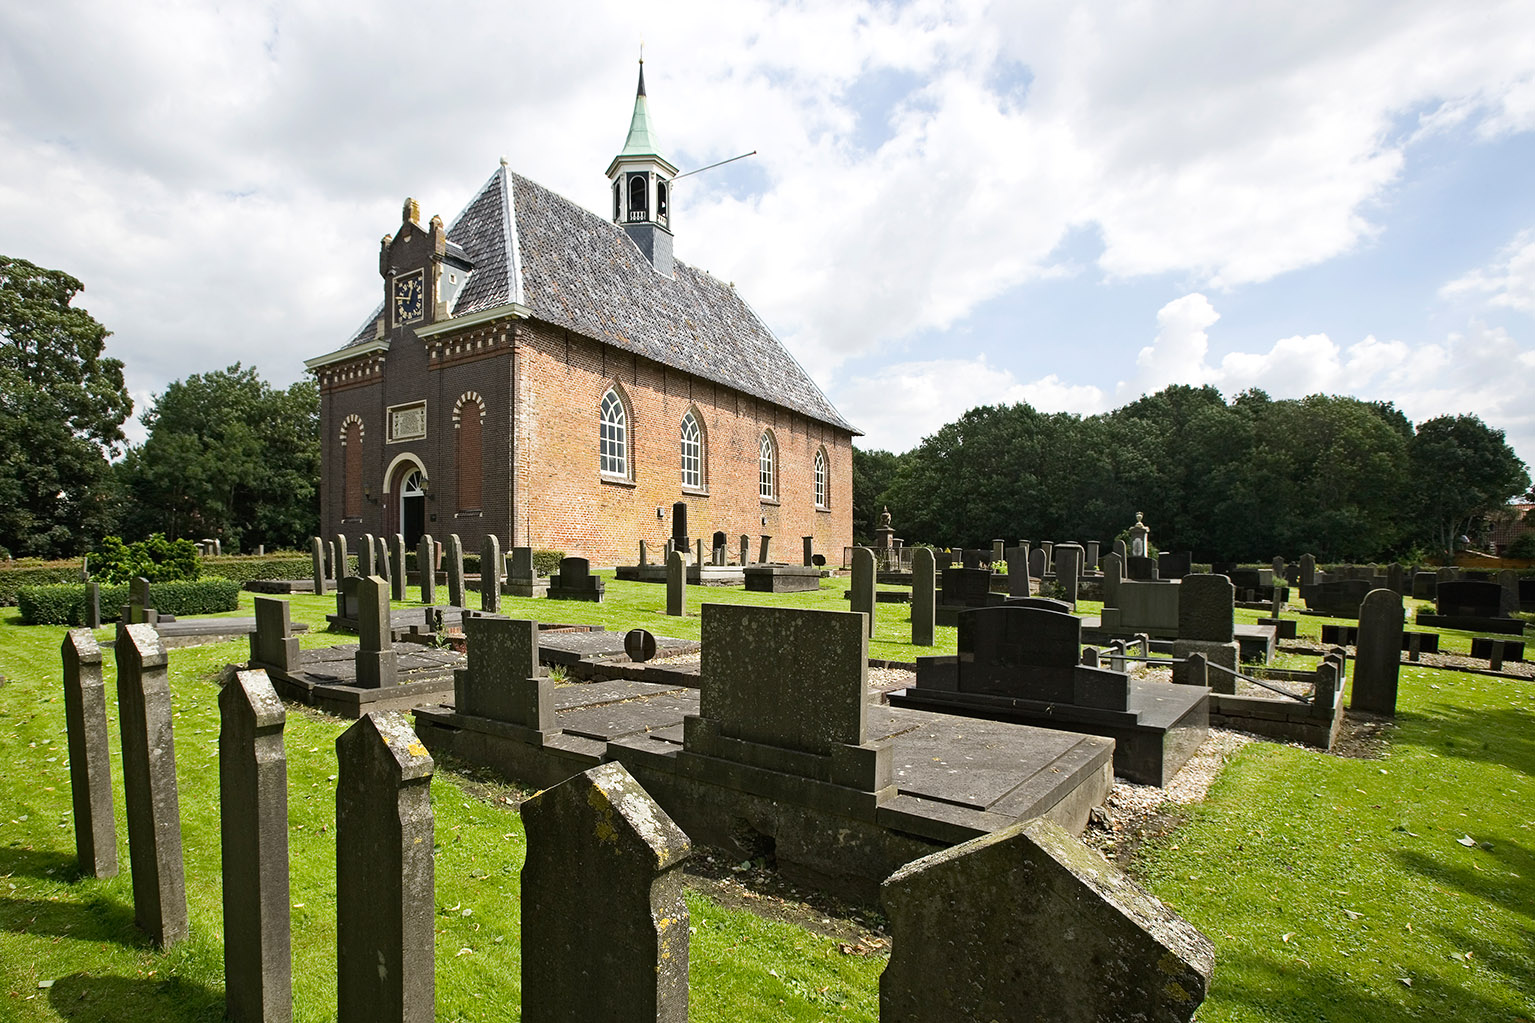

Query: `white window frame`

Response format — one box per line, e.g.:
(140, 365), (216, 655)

(600, 388), (628, 478)
(680, 410), (703, 490)
(759, 431), (776, 501)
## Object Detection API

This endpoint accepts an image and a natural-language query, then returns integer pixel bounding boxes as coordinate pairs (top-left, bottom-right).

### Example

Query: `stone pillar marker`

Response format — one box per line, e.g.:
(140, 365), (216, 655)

(1352, 587), (1403, 716)
(851, 546), (877, 638)
(336, 712), (435, 1023)
(1006, 544), (1031, 598)
(220, 669), (292, 1023)
(250, 596), (300, 675)
(1300, 553), (1316, 587)
(1054, 543), (1083, 609)
(665, 550), (686, 617)
(880, 817), (1212, 1023)
(114, 622), (189, 947)
(739, 534), (750, 566)
(992, 539), (1006, 564)
(480, 534), (502, 613)
(355, 576), (399, 689)
(638, 539), (649, 566)
(416, 534), (436, 604)
(521, 762), (692, 1023)
(85, 580), (102, 630)
(374, 536), (391, 583)
(390, 535), (407, 603)
(759, 534), (771, 563)
(803, 535), (814, 567)
(62, 628), (116, 878)
(445, 534), (466, 608)
(670, 500), (688, 554)
(694, 538), (705, 566)
(911, 546), (936, 647)
(360, 533), (377, 577)
(1084, 540), (1100, 572)
(335, 534), (351, 581)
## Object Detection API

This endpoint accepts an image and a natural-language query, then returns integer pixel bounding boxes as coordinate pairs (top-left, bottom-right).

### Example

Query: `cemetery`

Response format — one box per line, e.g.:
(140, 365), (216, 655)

(0, 536), (1531, 1022)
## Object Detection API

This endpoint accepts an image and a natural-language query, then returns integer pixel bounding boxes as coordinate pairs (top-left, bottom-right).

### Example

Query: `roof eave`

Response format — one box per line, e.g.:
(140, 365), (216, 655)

(414, 301), (533, 339)
(305, 338), (390, 371)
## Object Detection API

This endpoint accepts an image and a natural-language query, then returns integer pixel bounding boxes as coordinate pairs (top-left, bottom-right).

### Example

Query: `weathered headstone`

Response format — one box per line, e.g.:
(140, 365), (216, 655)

(480, 534), (502, 613)
(1005, 545), (1030, 598)
(444, 534), (465, 607)
(1157, 550), (1192, 580)
(355, 576), (399, 689)
(62, 629), (116, 878)
(521, 763), (691, 1023)
(1173, 574), (1238, 691)
(360, 533), (377, 577)
(506, 546), (548, 598)
(250, 595), (301, 675)
(336, 713), (435, 1023)
(548, 556), (606, 602)
(1027, 548), (1046, 582)
(1299, 553), (1316, 587)
(311, 537), (328, 596)
(123, 576), (156, 625)
(115, 623), (189, 947)
(1352, 588), (1403, 716)
(220, 669), (292, 1023)
(1112, 538), (1127, 561)
(803, 535), (814, 567)
(455, 617), (549, 733)
(416, 534), (436, 604)
(374, 535), (390, 583)
(694, 538), (705, 566)
(335, 534), (351, 581)
(670, 501), (688, 553)
(759, 534), (771, 563)
(880, 817), (1213, 1023)
(740, 534), (750, 566)
(991, 539), (1006, 564)
(1498, 569), (1520, 618)
(1083, 540), (1099, 572)
(85, 580), (101, 629)
(911, 546), (936, 647)
(390, 535), (407, 602)
(1054, 543), (1083, 608)
(664, 549), (687, 616)
(851, 547), (877, 638)
(1102, 552), (1123, 607)
(637, 539), (650, 566)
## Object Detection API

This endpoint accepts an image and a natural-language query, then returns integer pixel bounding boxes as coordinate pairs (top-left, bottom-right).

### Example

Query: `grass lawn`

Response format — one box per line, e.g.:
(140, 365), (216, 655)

(0, 577), (1530, 1020)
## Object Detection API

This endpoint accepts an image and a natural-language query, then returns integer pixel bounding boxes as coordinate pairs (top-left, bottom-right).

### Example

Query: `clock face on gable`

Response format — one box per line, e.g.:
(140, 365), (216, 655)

(393, 270), (425, 325)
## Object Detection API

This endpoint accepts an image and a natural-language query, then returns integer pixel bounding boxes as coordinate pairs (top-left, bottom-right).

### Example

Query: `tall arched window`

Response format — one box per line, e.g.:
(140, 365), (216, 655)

(814, 447), (828, 508)
(628, 174), (647, 218)
(455, 395), (484, 512)
(759, 431), (776, 500)
(680, 410), (703, 490)
(342, 417), (363, 520)
(600, 388), (628, 477)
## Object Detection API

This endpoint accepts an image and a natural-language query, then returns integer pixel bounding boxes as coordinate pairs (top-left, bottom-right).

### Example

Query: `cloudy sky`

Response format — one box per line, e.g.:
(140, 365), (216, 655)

(3, 1), (1533, 468)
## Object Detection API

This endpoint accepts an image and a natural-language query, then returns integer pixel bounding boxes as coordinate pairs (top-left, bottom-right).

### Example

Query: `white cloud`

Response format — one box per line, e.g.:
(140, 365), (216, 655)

(1441, 229), (1535, 314)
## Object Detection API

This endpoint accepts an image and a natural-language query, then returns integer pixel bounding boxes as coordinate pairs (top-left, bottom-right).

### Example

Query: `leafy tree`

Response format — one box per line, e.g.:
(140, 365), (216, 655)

(90, 534), (202, 585)
(117, 365), (319, 551)
(1409, 414), (1530, 561)
(0, 255), (132, 557)
(851, 446), (904, 545)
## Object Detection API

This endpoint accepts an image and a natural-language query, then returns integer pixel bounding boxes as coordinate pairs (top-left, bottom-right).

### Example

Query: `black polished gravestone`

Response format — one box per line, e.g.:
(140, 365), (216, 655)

(893, 605), (1209, 786)
(1299, 578), (1372, 617)
(547, 556), (606, 602)
(1415, 579), (1525, 635)
(935, 565), (1006, 626)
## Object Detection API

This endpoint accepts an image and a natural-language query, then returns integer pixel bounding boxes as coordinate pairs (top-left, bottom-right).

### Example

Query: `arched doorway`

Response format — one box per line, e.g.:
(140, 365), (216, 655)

(399, 470), (426, 548)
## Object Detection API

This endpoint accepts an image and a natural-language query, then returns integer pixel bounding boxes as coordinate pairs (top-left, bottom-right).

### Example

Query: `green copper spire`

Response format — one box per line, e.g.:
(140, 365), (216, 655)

(618, 59), (663, 159)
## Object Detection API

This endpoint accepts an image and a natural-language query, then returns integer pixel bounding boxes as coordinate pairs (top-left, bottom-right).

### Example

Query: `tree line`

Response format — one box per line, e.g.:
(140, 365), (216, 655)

(854, 386), (1531, 563)
(1, 255), (317, 558)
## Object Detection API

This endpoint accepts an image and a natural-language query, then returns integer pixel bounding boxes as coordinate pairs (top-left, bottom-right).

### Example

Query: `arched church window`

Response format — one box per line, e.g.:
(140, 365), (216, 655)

(628, 174), (647, 217)
(814, 447), (828, 508)
(600, 388), (628, 478)
(680, 410), (703, 489)
(759, 431), (777, 501)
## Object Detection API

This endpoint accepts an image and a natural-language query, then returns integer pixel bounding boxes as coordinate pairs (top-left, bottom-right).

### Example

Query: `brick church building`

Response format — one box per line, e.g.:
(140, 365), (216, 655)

(306, 65), (857, 564)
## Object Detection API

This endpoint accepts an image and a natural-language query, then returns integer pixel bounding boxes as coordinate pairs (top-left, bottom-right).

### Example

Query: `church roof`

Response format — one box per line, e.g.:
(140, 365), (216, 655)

(339, 166), (856, 434)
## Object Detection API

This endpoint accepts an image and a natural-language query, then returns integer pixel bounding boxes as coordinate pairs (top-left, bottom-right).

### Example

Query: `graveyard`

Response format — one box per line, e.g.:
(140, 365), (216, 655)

(0, 564), (1532, 1021)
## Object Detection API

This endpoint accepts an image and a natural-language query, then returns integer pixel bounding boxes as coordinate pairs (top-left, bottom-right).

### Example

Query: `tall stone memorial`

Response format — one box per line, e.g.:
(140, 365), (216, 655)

(911, 546), (936, 647)
(390, 535), (407, 602)
(851, 546), (877, 638)
(220, 669), (293, 1023)
(62, 629), (117, 878)
(1005, 545), (1030, 598)
(335, 534), (351, 582)
(480, 534), (503, 614)
(1054, 543), (1083, 608)
(311, 537), (328, 596)
(445, 534), (466, 608)
(114, 623), (189, 947)
(336, 713), (435, 1023)
(666, 550), (686, 617)
(355, 576), (399, 688)
(416, 534), (436, 604)
(520, 763), (692, 1023)
(360, 533), (377, 577)
(1352, 588), (1403, 716)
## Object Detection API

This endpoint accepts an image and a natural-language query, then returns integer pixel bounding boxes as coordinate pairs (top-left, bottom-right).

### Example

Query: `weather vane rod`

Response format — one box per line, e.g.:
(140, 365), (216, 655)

(674, 151), (758, 180)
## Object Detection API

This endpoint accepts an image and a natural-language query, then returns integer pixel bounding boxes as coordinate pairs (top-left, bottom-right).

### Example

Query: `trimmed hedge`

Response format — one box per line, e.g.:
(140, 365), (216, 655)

(0, 561), (85, 607)
(200, 554), (314, 585)
(17, 579), (242, 626)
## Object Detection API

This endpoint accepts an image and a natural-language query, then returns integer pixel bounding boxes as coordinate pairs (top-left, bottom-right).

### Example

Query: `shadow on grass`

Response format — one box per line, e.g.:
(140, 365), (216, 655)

(0, 892), (146, 947)
(47, 972), (224, 1022)
(1214, 950), (1526, 1022)
(1393, 840), (1535, 922)
(1400, 703), (1535, 778)
(0, 845), (78, 882)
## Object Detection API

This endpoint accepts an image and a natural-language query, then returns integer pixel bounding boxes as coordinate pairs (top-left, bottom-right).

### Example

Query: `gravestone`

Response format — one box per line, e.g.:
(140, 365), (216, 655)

(1498, 569), (1520, 618)
(123, 575), (156, 625)
(360, 533), (377, 577)
(335, 534), (351, 581)
(445, 534), (466, 607)
(1385, 562), (1405, 596)
(1083, 540), (1099, 572)
(548, 556), (606, 602)
(506, 546), (548, 598)
(335, 575), (361, 622)
(1028, 548), (1046, 581)
(115, 623), (189, 947)
(851, 547), (877, 638)
(638, 539), (649, 566)
(1352, 588), (1403, 716)
(335, 713), (435, 1023)
(935, 550), (953, 571)
(759, 534), (771, 563)
(454, 617), (549, 734)
(250, 596), (300, 675)
(1303, 579), (1372, 617)
(417, 534), (436, 604)
(1102, 552), (1122, 607)
(1299, 553), (1316, 587)
(355, 576), (399, 688)
(220, 669), (292, 1023)
(666, 550), (686, 616)
(1157, 551), (1192, 580)
(1125, 555), (1158, 581)
(390, 535), (407, 602)
(1005, 545), (1030, 597)
(670, 501), (688, 553)
(740, 534), (750, 566)
(62, 629), (117, 878)
(1054, 543), (1083, 608)
(625, 628), (658, 662)
(1127, 512), (1149, 558)
(712, 531), (727, 563)
(992, 539), (1006, 564)
(880, 818), (1213, 1023)
(695, 538), (705, 566)
(1112, 538), (1127, 560)
(1040, 542), (1054, 571)
(1172, 574), (1238, 691)
(1411, 571), (1437, 600)
(911, 546), (936, 647)
(85, 580), (101, 629)
(480, 534), (502, 613)
(520, 762), (691, 1023)
(1435, 579), (1502, 618)
(311, 537), (328, 596)
(803, 535), (814, 567)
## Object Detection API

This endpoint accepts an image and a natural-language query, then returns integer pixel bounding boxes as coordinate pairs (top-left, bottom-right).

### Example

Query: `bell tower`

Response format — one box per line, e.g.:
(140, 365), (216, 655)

(606, 58), (679, 276)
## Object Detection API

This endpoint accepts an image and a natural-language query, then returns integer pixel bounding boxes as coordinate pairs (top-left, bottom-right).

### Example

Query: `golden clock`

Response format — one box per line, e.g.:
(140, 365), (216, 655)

(393, 271), (424, 324)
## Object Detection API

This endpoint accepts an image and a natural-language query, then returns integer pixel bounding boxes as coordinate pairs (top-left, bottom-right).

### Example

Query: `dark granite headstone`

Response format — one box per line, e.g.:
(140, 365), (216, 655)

(480, 534), (502, 613)
(739, 534), (750, 566)
(802, 535), (814, 567)
(454, 617), (549, 733)
(548, 556), (605, 602)
(812, 553), (826, 567)
(355, 576), (399, 689)
(1352, 588), (1403, 716)
(220, 669), (292, 1023)
(671, 501), (688, 552)
(1005, 545), (1030, 598)
(1125, 555), (1158, 581)
(759, 534), (771, 563)
(390, 534), (407, 602)
(880, 817), (1213, 1022)
(417, 534), (436, 604)
(851, 547), (877, 637)
(1299, 553), (1316, 587)
(1158, 551), (1192, 580)
(1102, 552), (1123, 607)
(911, 547), (936, 647)
(445, 534), (466, 608)
(84, 580), (102, 629)
(335, 534), (351, 581)
(1435, 580), (1503, 618)
(1054, 543), (1083, 607)
(1084, 541), (1100, 572)
(62, 629), (116, 878)
(1179, 575), (1235, 643)
(115, 623), (189, 947)
(666, 550), (686, 616)
(941, 566), (996, 607)
(336, 713), (434, 1023)
(1411, 571), (1437, 600)
(360, 533), (377, 577)
(946, 605), (1128, 710)
(250, 596), (300, 675)
(312, 537), (328, 596)
(1304, 579), (1372, 617)
(521, 763), (691, 1023)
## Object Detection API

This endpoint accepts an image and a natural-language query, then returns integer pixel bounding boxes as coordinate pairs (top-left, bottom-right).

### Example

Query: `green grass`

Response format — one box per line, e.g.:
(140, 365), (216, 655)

(1, 581), (1531, 1021)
